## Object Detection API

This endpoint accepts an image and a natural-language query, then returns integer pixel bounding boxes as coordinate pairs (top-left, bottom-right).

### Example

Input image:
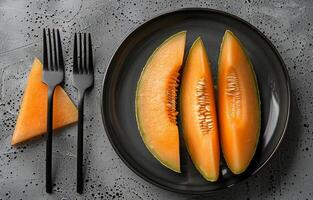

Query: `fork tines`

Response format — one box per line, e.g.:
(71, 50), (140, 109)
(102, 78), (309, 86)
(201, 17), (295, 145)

(73, 33), (94, 75)
(43, 28), (64, 73)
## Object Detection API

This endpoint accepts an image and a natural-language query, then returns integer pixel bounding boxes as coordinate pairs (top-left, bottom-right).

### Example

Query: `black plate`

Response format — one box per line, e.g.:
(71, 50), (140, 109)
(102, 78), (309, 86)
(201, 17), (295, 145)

(101, 8), (290, 194)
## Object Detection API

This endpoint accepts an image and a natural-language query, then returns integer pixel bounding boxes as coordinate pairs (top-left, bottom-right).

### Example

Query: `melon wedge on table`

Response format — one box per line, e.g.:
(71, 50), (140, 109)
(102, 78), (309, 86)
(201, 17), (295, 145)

(218, 30), (261, 174)
(135, 31), (186, 173)
(11, 58), (78, 145)
(181, 38), (220, 181)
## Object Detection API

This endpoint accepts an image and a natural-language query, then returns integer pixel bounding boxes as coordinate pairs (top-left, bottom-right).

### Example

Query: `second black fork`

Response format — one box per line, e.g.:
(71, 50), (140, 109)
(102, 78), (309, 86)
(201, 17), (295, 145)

(73, 32), (94, 193)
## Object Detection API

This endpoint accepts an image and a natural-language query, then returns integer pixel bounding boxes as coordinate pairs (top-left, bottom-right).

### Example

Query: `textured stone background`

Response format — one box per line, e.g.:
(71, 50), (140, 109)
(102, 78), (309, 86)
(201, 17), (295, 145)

(0, 0), (312, 199)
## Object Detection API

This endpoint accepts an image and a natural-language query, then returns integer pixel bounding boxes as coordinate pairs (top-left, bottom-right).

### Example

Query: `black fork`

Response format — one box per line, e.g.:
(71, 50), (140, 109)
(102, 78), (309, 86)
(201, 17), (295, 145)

(73, 33), (94, 193)
(42, 28), (65, 193)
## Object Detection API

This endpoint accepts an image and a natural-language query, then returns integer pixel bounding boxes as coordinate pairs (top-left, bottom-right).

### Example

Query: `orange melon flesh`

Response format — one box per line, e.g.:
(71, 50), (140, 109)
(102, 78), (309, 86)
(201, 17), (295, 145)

(136, 31), (186, 172)
(218, 30), (261, 174)
(11, 58), (78, 145)
(181, 38), (220, 181)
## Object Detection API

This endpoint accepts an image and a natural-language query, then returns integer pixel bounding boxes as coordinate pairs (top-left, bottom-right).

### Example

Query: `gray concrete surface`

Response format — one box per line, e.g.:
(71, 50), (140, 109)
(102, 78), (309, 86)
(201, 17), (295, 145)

(0, 0), (312, 199)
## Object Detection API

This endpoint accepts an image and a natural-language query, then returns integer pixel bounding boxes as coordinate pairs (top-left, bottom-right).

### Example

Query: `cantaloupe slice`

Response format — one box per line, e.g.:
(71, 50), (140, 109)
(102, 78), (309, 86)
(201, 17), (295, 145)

(136, 31), (186, 172)
(218, 30), (261, 174)
(11, 58), (78, 145)
(181, 38), (220, 181)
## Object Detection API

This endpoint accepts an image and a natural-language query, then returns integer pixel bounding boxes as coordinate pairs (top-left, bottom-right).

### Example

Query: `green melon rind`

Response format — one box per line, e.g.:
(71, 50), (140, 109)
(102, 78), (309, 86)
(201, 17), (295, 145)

(218, 30), (261, 175)
(135, 31), (186, 173)
(180, 37), (219, 182)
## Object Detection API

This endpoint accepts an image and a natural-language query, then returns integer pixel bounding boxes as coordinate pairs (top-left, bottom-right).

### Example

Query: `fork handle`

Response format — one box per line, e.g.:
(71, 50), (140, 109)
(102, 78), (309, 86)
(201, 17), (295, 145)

(77, 92), (85, 194)
(46, 87), (55, 193)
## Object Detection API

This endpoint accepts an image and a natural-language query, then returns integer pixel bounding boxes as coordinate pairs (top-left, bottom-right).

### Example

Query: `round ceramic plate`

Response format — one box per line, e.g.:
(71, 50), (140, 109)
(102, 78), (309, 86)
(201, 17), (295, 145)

(101, 8), (290, 194)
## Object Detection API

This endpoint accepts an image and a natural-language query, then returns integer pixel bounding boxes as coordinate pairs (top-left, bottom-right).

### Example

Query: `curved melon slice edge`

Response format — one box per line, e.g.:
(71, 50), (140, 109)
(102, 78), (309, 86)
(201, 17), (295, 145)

(218, 30), (261, 174)
(135, 31), (186, 173)
(181, 37), (220, 181)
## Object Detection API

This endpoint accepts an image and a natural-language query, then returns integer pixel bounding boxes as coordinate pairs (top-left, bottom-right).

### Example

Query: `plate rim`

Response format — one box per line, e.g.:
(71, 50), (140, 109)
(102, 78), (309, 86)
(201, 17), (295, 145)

(100, 7), (291, 194)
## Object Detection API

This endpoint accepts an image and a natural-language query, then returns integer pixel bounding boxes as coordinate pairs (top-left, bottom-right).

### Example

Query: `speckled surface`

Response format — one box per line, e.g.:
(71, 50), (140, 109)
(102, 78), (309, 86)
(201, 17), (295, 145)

(0, 0), (312, 199)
